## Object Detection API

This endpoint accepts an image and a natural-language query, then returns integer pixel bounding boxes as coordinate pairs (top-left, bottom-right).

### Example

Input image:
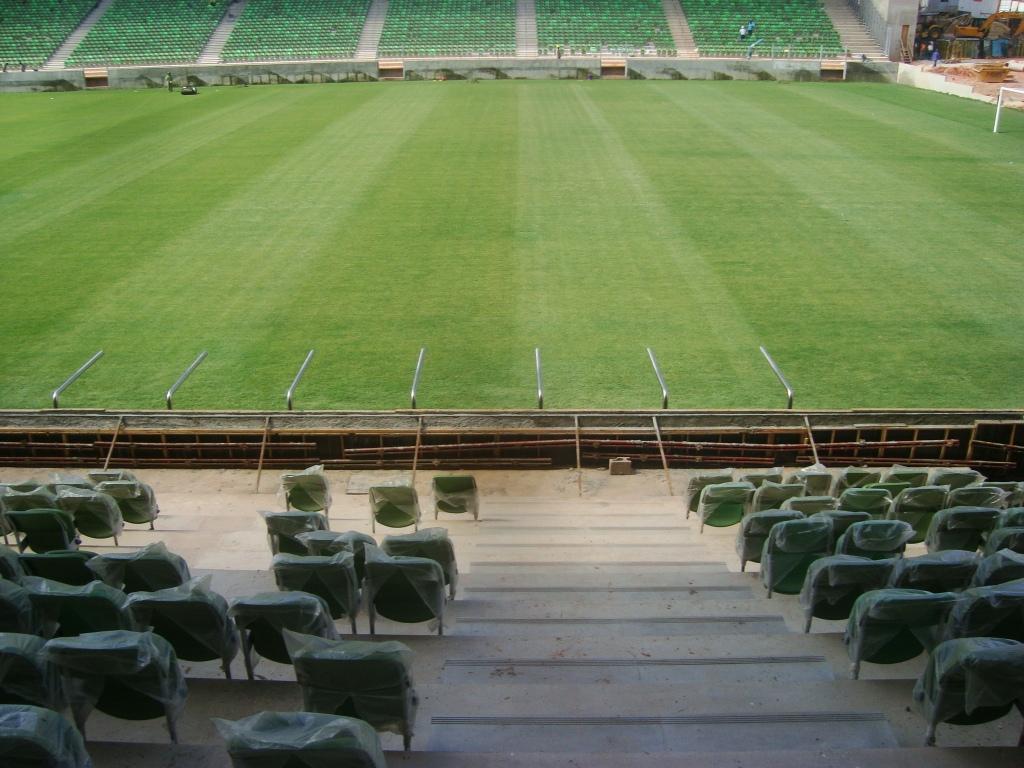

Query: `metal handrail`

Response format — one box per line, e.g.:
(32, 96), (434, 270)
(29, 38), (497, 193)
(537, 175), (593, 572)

(52, 350), (103, 408)
(410, 347), (427, 409)
(646, 347), (669, 409)
(759, 345), (794, 409)
(535, 347), (544, 409)
(286, 349), (315, 410)
(165, 351), (208, 410)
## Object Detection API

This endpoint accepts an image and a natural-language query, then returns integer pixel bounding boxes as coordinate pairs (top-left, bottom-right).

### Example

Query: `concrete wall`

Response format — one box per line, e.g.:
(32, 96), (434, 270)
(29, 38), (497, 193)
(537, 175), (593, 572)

(847, 0), (919, 59)
(0, 57), (897, 92)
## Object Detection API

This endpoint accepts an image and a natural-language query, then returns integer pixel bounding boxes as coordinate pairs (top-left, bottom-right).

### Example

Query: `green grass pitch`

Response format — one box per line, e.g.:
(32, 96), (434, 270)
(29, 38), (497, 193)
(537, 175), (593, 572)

(1, 80), (1022, 411)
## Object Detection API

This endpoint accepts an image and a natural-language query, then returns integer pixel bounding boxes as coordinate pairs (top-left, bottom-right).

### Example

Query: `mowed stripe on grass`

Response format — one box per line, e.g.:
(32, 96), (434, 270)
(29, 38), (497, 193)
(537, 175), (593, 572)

(0, 81), (1021, 410)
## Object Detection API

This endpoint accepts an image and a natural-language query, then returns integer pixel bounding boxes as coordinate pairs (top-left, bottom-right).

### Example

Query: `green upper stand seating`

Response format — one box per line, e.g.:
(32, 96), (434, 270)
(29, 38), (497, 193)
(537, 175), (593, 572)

(0, 703), (93, 768)
(679, 0), (843, 59)
(378, 0), (516, 58)
(0, 0), (96, 69)
(65, 0), (225, 67)
(536, 0), (675, 56)
(223, 0), (371, 62)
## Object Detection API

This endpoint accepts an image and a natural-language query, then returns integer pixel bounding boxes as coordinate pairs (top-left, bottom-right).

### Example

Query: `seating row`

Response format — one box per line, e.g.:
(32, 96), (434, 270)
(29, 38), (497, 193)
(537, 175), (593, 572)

(535, 0), (675, 55)
(0, 0), (95, 68)
(222, 0), (371, 62)
(679, 0), (843, 58)
(377, 0), (517, 58)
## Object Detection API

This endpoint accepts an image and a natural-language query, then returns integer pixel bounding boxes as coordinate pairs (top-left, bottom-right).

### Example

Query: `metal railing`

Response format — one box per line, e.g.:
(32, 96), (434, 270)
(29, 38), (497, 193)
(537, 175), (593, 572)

(646, 347), (669, 409)
(535, 347), (544, 409)
(166, 351), (208, 410)
(285, 350), (315, 410)
(51, 350), (103, 408)
(410, 347), (427, 409)
(759, 345), (794, 409)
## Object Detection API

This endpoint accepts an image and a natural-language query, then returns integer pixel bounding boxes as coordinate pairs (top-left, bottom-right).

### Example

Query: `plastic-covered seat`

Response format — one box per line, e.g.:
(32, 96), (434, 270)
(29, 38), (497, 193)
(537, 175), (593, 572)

(913, 637), (1024, 745)
(86, 542), (191, 593)
(230, 592), (338, 679)
(368, 487), (420, 532)
(432, 476), (479, 520)
(946, 579), (1024, 642)
(262, 511), (330, 556)
(751, 482), (804, 513)
(834, 467), (882, 495)
(215, 711), (386, 768)
(798, 555), (894, 633)
(0, 487), (58, 516)
(0, 703), (92, 768)
(0, 633), (63, 710)
(925, 507), (1003, 553)
(760, 518), (832, 598)
(0, 582), (38, 636)
(48, 474), (92, 492)
(285, 632), (417, 750)
(835, 520), (915, 560)
(5, 509), (79, 554)
(299, 531), (377, 583)
(866, 481), (911, 498)
(837, 488), (892, 520)
(44, 630), (187, 742)
(19, 551), (97, 587)
(736, 510), (803, 572)
(737, 468), (783, 488)
(782, 495), (838, 515)
(887, 551), (979, 593)
(87, 469), (137, 485)
(984, 527), (1024, 557)
(971, 549), (1024, 587)
(792, 465), (832, 496)
(381, 528), (458, 599)
(882, 465), (929, 488)
(0, 547), (26, 582)
(1001, 508), (1024, 528)
(929, 468), (985, 490)
(809, 509), (871, 545)
(22, 577), (136, 639)
(684, 470), (733, 517)
(697, 482), (754, 532)
(980, 482), (1023, 507)
(887, 485), (950, 542)
(281, 465), (332, 514)
(844, 589), (958, 678)
(272, 553), (360, 632)
(93, 480), (159, 528)
(945, 485), (1007, 510)
(56, 489), (124, 544)
(126, 576), (238, 679)
(363, 546), (445, 635)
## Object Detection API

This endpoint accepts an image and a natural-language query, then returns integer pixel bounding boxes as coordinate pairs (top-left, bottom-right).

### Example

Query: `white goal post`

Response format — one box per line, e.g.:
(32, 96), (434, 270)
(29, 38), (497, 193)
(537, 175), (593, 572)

(993, 86), (1024, 133)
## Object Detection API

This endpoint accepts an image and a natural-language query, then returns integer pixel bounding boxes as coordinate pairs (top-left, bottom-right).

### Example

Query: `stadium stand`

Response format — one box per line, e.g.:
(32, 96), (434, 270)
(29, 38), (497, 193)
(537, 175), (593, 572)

(680, 0), (844, 58)
(535, 0), (676, 55)
(221, 0), (371, 62)
(65, 0), (224, 67)
(0, 0), (95, 69)
(377, 0), (517, 58)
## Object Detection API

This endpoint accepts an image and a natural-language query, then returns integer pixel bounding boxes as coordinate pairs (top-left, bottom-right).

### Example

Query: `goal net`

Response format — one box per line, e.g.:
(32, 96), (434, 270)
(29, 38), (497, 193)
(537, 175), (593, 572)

(994, 86), (1024, 133)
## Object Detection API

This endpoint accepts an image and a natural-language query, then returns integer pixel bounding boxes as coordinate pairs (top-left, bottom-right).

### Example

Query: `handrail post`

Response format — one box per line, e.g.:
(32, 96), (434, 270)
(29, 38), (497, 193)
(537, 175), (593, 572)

(410, 347), (427, 409)
(534, 348), (544, 409)
(165, 351), (208, 410)
(646, 347), (669, 409)
(759, 345), (794, 409)
(285, 349), (315, 410)
(51, 351), (104, 408)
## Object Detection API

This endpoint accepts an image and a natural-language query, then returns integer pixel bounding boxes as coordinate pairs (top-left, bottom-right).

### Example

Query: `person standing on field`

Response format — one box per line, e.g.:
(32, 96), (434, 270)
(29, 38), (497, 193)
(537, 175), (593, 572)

(165, 72), (173, 91)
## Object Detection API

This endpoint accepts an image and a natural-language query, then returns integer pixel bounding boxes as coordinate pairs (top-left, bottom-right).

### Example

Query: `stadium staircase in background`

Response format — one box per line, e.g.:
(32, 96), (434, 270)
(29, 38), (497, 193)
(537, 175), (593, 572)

(820, 0), (889, 62)
(0, 0), (95, 70)
(43, 0), (115, 71)
(516, 0), (539, 57)
(355, 0), (389, 59)
(198, 0), (248, 65)
(662, 0), (699, 58)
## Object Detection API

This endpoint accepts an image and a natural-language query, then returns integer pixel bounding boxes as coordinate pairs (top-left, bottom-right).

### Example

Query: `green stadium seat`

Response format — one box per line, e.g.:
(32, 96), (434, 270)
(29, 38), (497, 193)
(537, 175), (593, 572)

(929, 468), (985, 490)
(887, 551), (979, 593)
(0, 0), (96, 68)
(55, 488), (124, 545)
(18, 551), (97, 587)
(685, 470), (733, 517)
(272, 552), (361, 632)
(698, 481), (755, 531)
(368, 487), (420, 532)
(736, 509), (803, 572)
(381, 527), (458, 599)
(835, 520), (914, 560)
(888, 485), (949, 543)
(230, 592), (338, 679)
(760, 517), (832, 597)
(432, 476), (479, 520)
(22, 577), (137, 638)
(792, 465), (832, 496)
(93, 480), (159, 528)
(882, 465), (930, 488)
(925, 507), (1003, 553)
(281, 465), (332, 514)
(752, 481), (804, 513)
(798, 554), (894, 632)
(0, 703), (92, 768)
(782, 495), (838, 515)
(945, 579), (1024, 643)
(0, 633), (63, 710)
(984, 527), (1024, 557)
(945, 485), (1007, 510)
(262, 510), (330, 556)
(363, 545), (446, 635)
(837, 487), (892, 519)
(5, 510), (79, 555)
(86, 542), (191, 593)
(834, 468), (883, 496)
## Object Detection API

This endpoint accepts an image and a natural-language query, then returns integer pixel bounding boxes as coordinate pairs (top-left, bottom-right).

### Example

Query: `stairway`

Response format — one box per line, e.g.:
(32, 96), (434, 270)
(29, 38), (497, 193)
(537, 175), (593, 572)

(198, 0), (248, 65)
(820, 0), (890, 62)
(516, 0), (539, 57)
(12, 464), (1016, 767)
(355, 0), (389, 60)
(662, 0), (699, 58)
(42, 0), (114, 71)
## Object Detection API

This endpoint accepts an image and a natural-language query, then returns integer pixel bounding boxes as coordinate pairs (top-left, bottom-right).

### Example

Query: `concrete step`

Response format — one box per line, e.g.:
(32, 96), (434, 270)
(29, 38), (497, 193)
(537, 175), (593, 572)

(43, 0), (115, 70)
(355, 0), (389, 60)
(452, 596), (775, 619)
(516, 0), (538, 57)
(197, 0), (248, 66)
(661, 0), (696, 56)
(465, 560), (725, 574)
(461, 570), (752, 589)
(83, 744), (1024, 768)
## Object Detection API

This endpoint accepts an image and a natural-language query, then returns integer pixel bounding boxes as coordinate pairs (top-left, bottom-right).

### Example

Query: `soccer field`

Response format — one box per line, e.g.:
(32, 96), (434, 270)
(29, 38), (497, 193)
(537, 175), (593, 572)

(1, 80), (1022, 411)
